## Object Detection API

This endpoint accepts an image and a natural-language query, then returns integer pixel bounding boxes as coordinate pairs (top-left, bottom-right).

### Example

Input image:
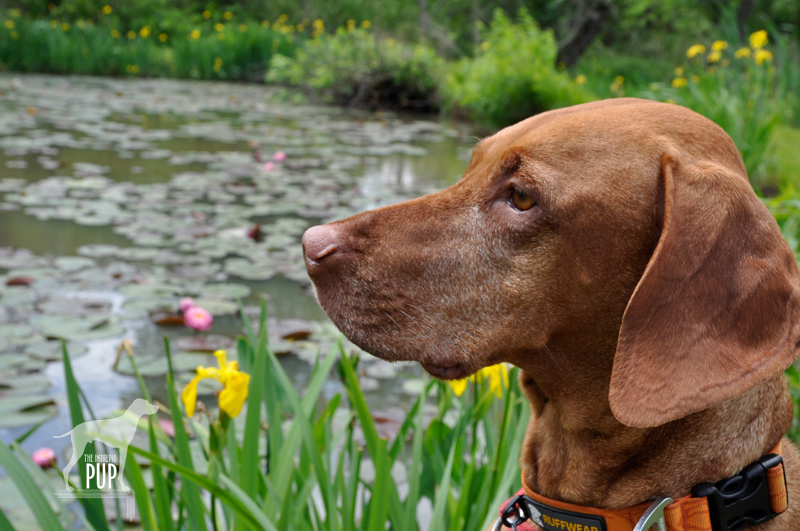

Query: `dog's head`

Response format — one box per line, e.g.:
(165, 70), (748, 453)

(131, 398), (160, 416)
(303, 98), (800, 428)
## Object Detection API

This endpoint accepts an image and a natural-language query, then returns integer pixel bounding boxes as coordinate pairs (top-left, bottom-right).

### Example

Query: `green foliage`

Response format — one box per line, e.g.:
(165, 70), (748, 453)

(637, 33), (789, 193)
(442, 9), (593, 128)
(0, 304), (528, 529)
(0, 11), (297, 81)
(268, 27), (444, 109)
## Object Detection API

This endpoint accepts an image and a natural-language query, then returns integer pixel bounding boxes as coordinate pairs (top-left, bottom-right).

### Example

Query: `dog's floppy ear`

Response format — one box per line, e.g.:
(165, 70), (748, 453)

(610, 155), (800, 428)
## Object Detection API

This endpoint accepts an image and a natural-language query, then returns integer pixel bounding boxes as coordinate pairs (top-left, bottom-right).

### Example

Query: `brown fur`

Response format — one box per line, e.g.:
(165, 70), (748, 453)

(302, 98), (800, 529)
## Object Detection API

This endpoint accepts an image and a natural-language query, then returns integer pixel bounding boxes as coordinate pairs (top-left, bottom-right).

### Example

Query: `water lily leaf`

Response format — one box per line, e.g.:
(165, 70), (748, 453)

(0, 354), (45, 372)
(0, 395), (58, 428)
(224, 258), (275, 280)
(0, 324), (36, 340)
(173, 335), (233, 353)
(53, 256), (95, 272)
(25, 341), (87, 361)
(119, 283), (181, 298)
(31, 314), (124, 341)
(150, 311), (185, 326)
(122, 296), (175, 314)
(200, 283), (251, 299)
(38, 296), (112, 316)
(77, 244), (121, 257)
(0, 373), (51, 394)
(190, 298), (238, 316)
(114, 352), (210, 377)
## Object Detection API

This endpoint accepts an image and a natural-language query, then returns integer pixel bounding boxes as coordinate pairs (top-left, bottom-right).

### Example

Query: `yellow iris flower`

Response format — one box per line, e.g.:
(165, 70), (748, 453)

(749, 30), (768, 50)
(686, 44), (706, 59)
(449, 364), (509, 398)
(182, 350), (250, 418)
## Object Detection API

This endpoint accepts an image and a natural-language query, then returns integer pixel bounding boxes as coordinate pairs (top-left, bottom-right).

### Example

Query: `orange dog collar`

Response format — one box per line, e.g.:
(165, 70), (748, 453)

(497, 443), (788, 531)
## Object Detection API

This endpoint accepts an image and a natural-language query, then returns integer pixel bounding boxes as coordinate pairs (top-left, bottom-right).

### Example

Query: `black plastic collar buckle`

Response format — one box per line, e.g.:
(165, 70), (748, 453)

(691, 453), (785, 531)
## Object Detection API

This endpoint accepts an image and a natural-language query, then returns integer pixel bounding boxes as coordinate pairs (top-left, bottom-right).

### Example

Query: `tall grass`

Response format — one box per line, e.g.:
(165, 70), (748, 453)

(0, 14), (298, 81)
(0, 301), (529, 529)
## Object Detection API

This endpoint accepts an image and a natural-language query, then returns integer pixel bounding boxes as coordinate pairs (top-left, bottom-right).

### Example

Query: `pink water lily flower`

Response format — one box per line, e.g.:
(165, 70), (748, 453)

(179, 297), (195, 312)
(273, 151), (286, 162)
(263, 161), (275, 172)
(184, 306), (213, 331)
(32, 447), (57, 468)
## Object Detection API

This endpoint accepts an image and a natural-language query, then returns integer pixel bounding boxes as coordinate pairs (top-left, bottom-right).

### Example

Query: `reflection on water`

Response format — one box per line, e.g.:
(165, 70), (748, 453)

(0, 74), (476, 458)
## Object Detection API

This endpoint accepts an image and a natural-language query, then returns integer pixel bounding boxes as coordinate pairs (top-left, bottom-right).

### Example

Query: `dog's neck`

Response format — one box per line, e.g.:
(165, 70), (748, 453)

(514, 333), (793, 510)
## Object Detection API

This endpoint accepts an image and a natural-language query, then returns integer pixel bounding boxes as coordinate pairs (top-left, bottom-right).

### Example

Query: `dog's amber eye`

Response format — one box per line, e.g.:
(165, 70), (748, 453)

(511, 189), (535, 211)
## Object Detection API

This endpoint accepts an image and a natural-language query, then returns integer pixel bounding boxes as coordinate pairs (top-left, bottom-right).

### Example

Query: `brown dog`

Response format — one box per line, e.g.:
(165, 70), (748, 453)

(302, 98), (800, 530)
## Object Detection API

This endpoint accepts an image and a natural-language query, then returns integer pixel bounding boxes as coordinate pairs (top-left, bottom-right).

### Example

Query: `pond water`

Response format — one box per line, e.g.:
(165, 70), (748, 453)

(0, 75), (476, 480)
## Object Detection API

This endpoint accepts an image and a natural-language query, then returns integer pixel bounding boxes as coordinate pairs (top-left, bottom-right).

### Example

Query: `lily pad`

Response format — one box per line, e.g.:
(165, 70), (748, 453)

(173, 335), (233, 353)
(32, 314), (124, 341)
(200, 282), (251, 299)
(190, 297), (238, 316)
(25, 341), (88, 361)
(0, 394), (58, 428)
(114, 352), (211, 377)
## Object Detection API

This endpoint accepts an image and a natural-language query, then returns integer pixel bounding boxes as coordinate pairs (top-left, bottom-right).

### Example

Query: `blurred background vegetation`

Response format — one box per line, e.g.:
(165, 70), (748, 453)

(0, 0), (797, 186)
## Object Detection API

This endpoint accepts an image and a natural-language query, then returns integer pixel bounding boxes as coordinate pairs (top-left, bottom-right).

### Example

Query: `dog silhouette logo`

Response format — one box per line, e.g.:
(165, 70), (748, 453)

(54, 398), (159, 491)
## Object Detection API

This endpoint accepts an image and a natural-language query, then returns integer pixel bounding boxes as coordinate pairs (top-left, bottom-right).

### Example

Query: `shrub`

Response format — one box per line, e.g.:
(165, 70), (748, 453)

(442, 8), (593, 128)
(637, 31), (789, 193)
(267, 27), (444, 110)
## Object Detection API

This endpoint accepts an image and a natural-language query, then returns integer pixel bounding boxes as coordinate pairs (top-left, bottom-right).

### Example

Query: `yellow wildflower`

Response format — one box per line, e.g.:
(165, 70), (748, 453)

(261, 20), (270, 28)
(707, 50), (722, 63)
(614, 75), (624, 85)
(449, 364), (509, 398)
(139, 26), (150, 38)
(158, 32), (168, 42)
(754, 49), (773, 65)
(125, 64), (140, 74)
(213, 57), (223, 72)
(346, 19), (356, 31)
(691, 74), (701, 83)
(674, 66), (684, 76)
(50, 20), (57, 28)
(182, 350), (250, 418)
(4, 20), (14, 29)
(10, 8), (21, 17)
(111, 29), (120, 38)
(575, 74), (587, 85)
(735, 47), (751, 59)
(223, 11), (233, 20)
(671, 77), (688, 88)
(480, 41), (490, 51)
(77, 20), (85, 29)
(10, 30), (18, 39)
(127, 30), (135, 39)
(712, 40), (728, 51)
(277, 13), (288, 24)
(362, 20), (371, 29)
(61, 22), (70, 31)
(239, 24), (247, 32)
(189, 29), (200, 40)
(102, 5), (112, 15)
(749, 30), (768, 49)
(202, 10), (211, 19)
(686, 44), (706, 58)
(214, 23), (224, 32)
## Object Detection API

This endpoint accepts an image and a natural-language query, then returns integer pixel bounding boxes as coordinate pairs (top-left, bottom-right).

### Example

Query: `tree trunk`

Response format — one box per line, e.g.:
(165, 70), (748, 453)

(556, 0), (614, 68)
(736, 0), (755, 42)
